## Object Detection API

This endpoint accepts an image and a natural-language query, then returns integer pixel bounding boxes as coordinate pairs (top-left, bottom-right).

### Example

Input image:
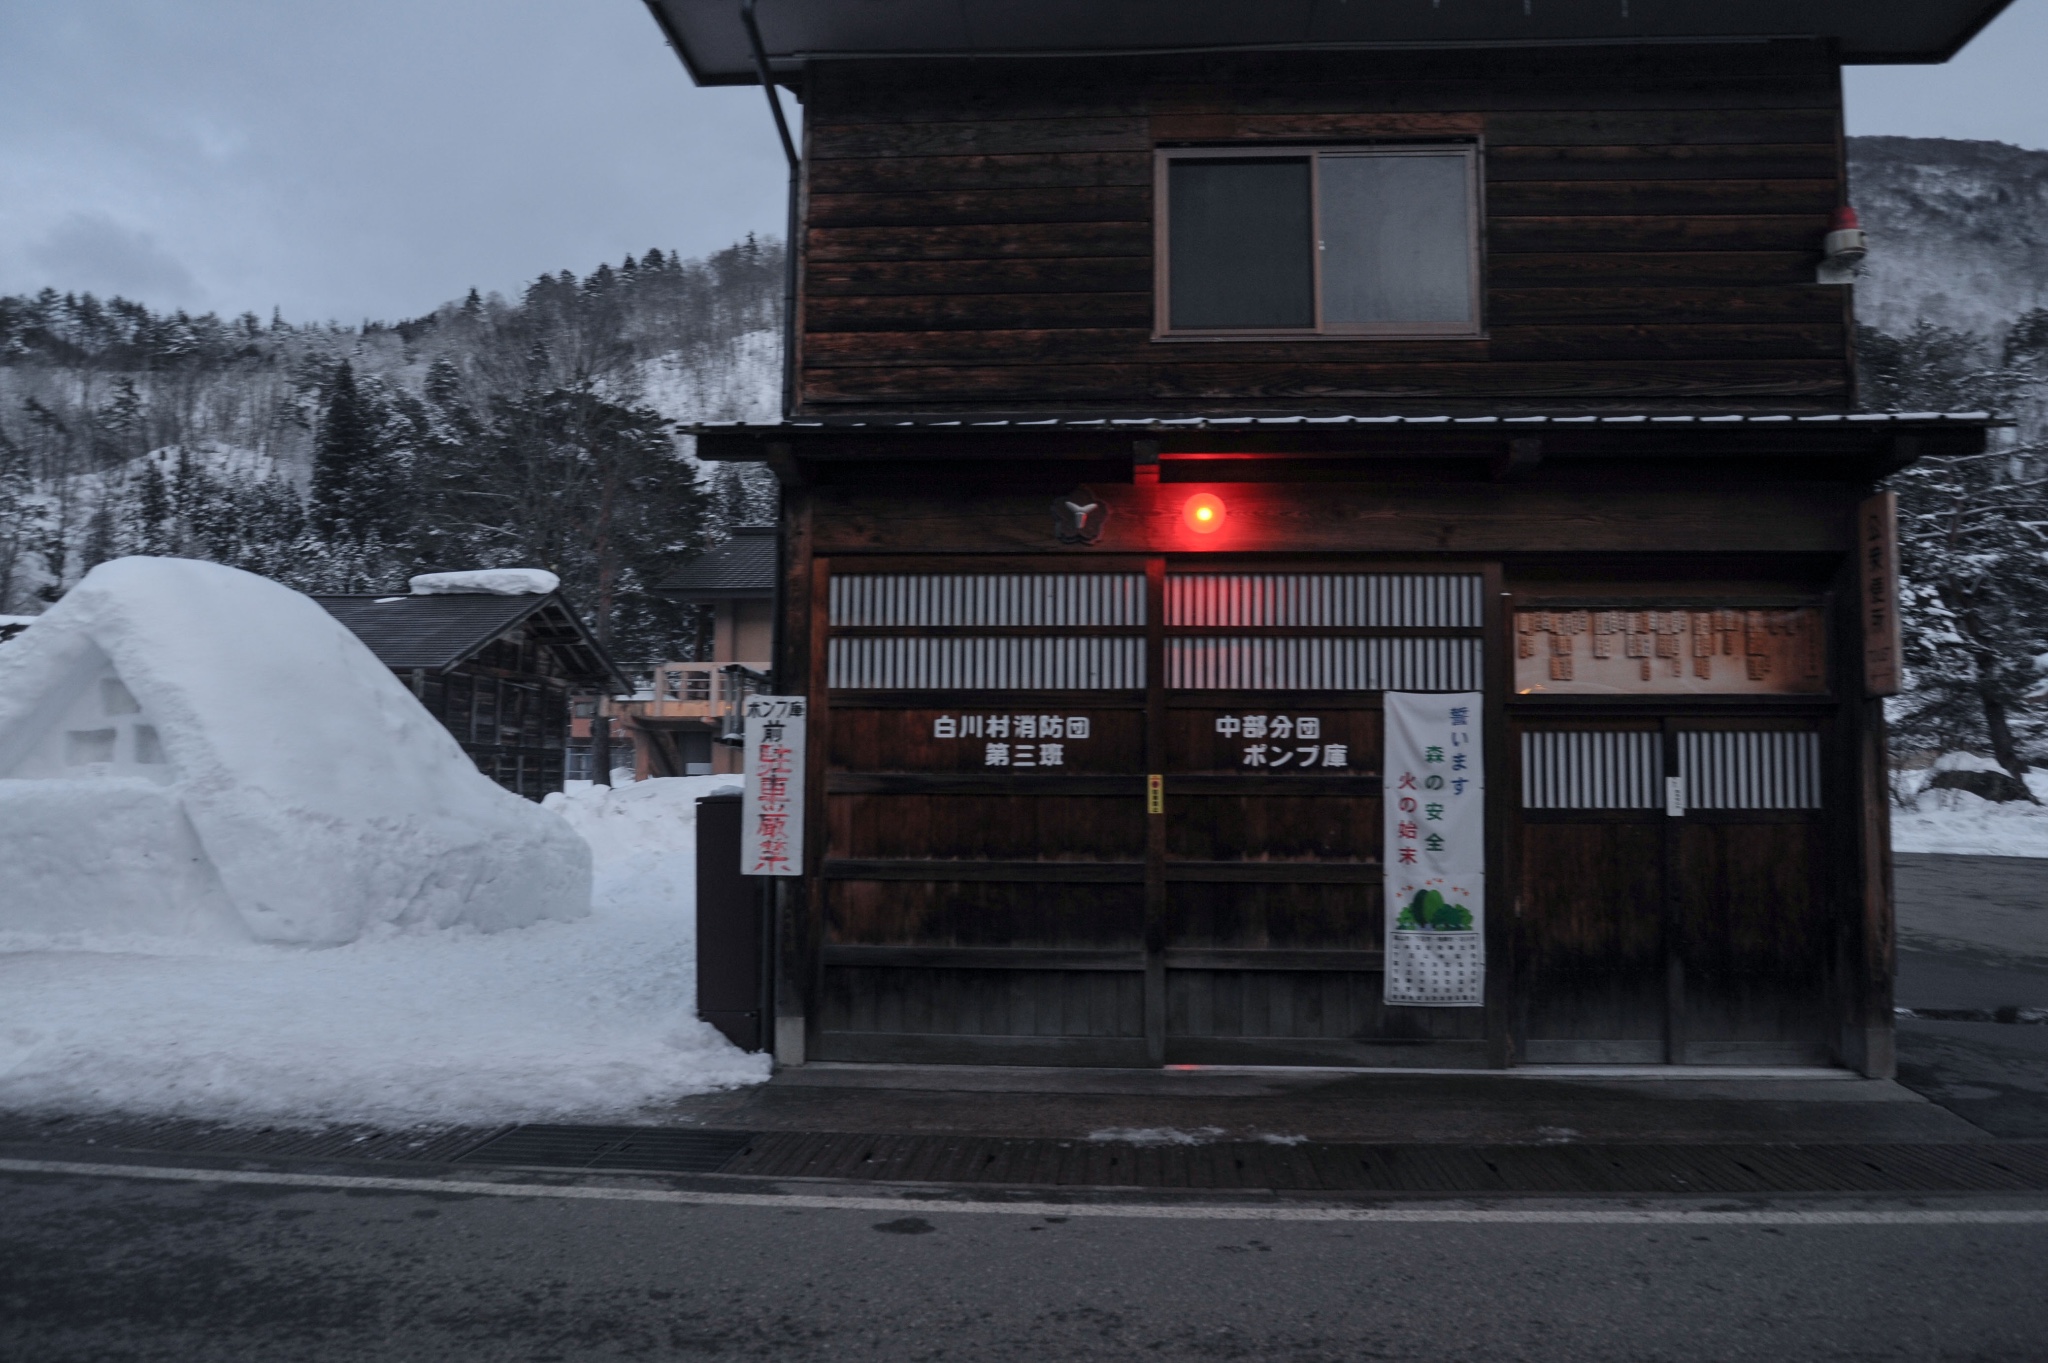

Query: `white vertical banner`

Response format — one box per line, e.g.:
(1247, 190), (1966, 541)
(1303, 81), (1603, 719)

(1383, 692), (1485, 1006)
(742, 696), (807, 877)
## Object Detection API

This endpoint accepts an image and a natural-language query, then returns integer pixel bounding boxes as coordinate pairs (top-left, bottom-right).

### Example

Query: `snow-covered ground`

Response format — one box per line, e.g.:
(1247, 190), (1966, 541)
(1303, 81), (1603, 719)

(0, 777), (769, 1126)
(1891, 756), (2048, 858)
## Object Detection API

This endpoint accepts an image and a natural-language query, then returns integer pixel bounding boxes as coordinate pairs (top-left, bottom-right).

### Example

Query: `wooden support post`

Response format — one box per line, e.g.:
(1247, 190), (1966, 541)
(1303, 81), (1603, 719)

(591, 715), (612, 788)
(1143, 556), (1168, 1067)
(1838, 515), (1899, 1078)
(1848, 692), (1897, 1077)
(1662, 718), (1688, 1065)
(1482, 565), (1515, 1067)
(771, 476), (819, 1068)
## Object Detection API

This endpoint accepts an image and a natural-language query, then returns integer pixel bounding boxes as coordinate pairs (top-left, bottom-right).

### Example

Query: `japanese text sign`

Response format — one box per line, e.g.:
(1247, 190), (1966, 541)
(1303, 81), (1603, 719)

(742, 696), (806, 877)
(933, 712), (1090, 768)
(1214, 714), (1348, 769)
(1383, 692), (1485, 1007)
(1859, 491), (1901, 698)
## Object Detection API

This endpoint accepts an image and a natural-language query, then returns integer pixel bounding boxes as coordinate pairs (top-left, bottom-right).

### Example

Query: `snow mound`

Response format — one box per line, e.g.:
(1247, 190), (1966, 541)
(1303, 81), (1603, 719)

(1892, 760), (2048, 858)
(0, 773), (764, 1124)
(1931, 751), (2011, 775)
(409, 568), (560, 596)
(0, 556), (590, 944)
(545, 775), (742, 918)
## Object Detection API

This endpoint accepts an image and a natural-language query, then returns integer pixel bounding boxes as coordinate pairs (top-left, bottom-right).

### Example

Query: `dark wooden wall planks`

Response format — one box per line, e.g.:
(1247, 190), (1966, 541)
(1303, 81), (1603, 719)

(802, 478), (1859, 558)
(796, 44), (1850, 412)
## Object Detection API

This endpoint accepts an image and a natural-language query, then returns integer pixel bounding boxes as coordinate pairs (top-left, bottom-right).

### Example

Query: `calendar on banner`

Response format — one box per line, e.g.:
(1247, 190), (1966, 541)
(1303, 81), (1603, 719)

(1382, 692), (1485, 1006)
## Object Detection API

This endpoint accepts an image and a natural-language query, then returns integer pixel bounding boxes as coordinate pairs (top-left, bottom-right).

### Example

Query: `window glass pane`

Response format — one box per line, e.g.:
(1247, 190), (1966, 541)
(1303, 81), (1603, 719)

(1168, 158), (1314, 330)
(1320, 154), (1473, 326)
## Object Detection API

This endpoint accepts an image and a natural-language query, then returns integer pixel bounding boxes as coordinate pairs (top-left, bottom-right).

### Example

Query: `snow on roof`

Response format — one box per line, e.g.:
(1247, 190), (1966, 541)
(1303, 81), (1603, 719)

(0, 557), (590, 945)
(657, 527), (777, 600)
(409, 568), (560, 596)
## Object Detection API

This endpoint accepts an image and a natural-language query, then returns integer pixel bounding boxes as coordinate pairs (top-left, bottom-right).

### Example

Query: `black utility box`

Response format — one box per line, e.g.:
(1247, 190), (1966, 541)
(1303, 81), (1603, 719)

(695, 791), (767, 1052)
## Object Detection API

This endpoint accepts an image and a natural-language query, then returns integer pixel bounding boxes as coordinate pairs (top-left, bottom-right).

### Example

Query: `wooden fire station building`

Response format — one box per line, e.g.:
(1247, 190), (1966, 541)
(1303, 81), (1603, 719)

(646, 0), (2008, 1075)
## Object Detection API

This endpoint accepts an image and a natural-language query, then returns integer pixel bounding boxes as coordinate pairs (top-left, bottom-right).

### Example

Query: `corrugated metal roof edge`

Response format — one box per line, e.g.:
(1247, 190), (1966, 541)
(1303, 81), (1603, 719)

(687, 411), (1998, 432)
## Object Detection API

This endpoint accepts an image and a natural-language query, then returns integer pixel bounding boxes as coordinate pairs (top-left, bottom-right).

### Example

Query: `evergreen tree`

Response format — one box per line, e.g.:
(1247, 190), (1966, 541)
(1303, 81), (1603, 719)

(424, 356), (464, 409)
(135, 457), (172, 555)
(0, 427), (37, 611)
(1862, 323), (2048, 781)
(309, 359), (404, 542)
(0, 234), (780, 623)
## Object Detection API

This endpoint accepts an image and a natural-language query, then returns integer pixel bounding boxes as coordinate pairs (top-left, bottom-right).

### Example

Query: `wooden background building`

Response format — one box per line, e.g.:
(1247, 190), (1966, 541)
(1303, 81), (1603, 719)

(319, 585), (627, 801)
(645, 0), (2009, 1075)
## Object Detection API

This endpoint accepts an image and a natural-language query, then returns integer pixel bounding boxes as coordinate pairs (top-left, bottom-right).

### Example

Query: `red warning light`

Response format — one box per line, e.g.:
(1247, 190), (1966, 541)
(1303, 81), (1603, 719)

(1183, 493), (1225, 534)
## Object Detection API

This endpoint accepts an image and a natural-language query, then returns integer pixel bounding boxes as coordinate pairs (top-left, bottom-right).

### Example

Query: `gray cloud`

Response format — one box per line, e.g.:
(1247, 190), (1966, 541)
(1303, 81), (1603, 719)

(0, 0), (790, 323)
(0, 0), (2041, 325)
(27, 212), (200, 305)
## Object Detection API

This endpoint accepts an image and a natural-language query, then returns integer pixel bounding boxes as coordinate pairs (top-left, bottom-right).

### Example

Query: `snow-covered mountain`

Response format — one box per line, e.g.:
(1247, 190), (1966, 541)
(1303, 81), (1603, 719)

(1850, 136), (2048, 342)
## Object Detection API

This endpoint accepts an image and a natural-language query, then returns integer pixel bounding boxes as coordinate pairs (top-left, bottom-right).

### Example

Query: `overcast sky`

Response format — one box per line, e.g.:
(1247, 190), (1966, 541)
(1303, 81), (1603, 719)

(1, 0), (2044, 325)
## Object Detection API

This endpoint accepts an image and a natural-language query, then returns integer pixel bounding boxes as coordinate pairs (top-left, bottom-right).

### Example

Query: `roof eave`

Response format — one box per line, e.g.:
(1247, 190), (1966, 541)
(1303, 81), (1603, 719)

(658, 585), (778, 602)
(642, 0), (2016, 85)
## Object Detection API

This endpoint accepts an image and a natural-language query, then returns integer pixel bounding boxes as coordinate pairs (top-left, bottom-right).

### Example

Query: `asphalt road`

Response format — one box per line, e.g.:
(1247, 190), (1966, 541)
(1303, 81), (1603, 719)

(1893, 854), (2048, 1138)
(3, 1162), (2047, 1363)
(5, 852), (2044, 1361)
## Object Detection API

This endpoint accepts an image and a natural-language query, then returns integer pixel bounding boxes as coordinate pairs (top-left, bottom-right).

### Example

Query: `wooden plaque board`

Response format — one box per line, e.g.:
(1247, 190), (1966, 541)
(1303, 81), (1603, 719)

(1514, 606), (1826, 696)
(1859, 492), (1903, 698)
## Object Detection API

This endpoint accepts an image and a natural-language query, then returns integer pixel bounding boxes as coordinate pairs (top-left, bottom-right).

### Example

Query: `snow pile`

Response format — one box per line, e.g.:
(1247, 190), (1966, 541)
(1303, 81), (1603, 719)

(545, 776), (741, 917)
(409, 568), (561, 596)
(0, 556), (589, 944)
(1892, 757), (2048, 857)
(0, 777), (766, 1124)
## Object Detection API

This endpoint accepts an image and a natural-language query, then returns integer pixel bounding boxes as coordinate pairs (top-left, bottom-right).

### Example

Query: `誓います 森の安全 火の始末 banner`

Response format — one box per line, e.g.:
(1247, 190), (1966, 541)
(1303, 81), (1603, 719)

(1383, 692), (1484, 1006)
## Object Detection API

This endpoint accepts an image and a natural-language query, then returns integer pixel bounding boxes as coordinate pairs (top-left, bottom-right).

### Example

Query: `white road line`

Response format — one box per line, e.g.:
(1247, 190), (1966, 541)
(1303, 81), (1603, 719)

(3, 1156), (2047, 1224)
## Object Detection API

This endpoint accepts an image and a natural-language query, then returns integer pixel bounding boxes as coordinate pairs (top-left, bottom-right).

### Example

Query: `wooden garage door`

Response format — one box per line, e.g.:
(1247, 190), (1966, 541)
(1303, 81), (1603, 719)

(817, 562), (1152, 1065)
(815, 560), (1492, 1067)
(1514, 720), (1833, 1065)
(1161, 570), (1490, 1066)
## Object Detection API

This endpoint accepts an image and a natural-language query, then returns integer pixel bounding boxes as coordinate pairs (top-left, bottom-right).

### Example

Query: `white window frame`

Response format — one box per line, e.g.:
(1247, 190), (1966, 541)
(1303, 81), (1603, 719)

(1153, 143), (1485, 341)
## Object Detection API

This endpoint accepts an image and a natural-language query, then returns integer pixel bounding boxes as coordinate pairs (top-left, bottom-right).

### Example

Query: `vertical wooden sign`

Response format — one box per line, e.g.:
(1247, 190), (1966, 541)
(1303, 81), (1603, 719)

(742, 696), (807, 876)
(1858, 492), (1902, 698)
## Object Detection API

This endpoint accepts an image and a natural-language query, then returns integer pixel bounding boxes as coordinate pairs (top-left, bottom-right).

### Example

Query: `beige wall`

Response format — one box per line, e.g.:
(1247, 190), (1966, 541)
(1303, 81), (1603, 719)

(713, 599), (774, 667)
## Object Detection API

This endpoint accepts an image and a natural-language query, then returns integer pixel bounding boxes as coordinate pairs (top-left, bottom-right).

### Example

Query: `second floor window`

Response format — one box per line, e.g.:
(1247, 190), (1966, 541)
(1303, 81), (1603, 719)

(1157, 145), (1481, 339)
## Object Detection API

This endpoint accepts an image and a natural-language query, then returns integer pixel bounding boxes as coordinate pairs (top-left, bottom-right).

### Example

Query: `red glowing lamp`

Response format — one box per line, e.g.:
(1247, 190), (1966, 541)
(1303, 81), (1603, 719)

(1183, 493), (1226, 534)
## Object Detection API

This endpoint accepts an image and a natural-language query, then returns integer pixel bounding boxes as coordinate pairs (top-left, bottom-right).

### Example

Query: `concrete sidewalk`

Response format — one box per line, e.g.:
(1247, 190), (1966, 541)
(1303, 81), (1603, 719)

(643, 853), (2048, 1148)
(649, 1062), (1984, 1145)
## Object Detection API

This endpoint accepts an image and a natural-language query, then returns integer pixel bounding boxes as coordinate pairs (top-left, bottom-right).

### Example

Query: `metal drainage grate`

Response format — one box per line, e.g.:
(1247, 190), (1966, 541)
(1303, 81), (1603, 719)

(0, 1114), (503, 1165)
(717, 1133), (2048, 1195)
(454, 1125), (756, 1174)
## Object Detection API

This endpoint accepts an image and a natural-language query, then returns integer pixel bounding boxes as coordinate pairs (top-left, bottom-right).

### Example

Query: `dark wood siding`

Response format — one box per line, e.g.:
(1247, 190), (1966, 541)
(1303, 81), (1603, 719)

(811, 558), (1496, 1066)
(798, 43), (1849, 411)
